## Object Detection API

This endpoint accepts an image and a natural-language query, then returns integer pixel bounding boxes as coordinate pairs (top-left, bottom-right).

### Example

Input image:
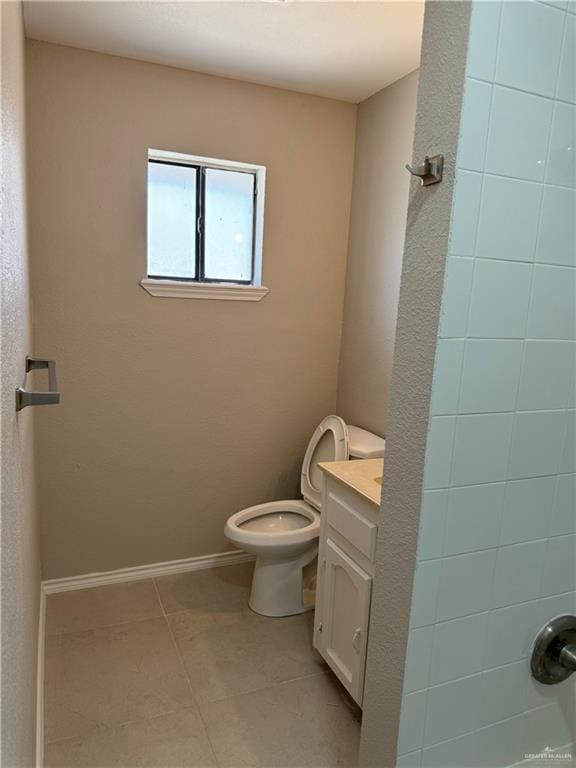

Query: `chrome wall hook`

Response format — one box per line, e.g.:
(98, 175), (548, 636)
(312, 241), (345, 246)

(405, 154), (444, 186)
(15, 356), (60, 411)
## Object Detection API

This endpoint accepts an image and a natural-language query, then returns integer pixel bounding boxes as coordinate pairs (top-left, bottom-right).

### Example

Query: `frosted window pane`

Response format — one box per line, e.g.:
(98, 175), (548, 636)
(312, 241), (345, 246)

(148, 162), (196, 278)
(204, 169), (254, 281)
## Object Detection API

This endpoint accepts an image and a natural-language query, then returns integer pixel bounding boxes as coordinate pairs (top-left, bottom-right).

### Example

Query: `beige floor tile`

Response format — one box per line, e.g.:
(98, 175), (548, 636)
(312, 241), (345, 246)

(44, 708), (217, 768)
(45, 617), (195, 742)
(46, 580), (162, 635)
(175, 608), (326, 703)
(155, 563), (254, 618)
(199, 673), (361, 768)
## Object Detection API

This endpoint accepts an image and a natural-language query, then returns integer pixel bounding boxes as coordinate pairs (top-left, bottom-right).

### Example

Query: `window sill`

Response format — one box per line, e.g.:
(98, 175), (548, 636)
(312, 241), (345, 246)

(140, 279), (269, 302)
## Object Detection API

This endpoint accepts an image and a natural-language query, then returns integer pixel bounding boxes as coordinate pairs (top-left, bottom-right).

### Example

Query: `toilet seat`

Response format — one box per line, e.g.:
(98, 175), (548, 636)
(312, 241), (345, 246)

(300, 415), (349, 509)
(225, 499), (319, 549)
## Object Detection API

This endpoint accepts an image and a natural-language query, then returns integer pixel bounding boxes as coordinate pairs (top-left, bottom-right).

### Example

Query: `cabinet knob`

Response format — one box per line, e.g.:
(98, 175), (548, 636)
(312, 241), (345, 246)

(352, 628), (362, 653)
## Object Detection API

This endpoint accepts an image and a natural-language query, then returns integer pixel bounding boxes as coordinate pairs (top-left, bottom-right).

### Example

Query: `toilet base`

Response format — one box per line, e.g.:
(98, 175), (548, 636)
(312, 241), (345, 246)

(249, 546), (318, 617)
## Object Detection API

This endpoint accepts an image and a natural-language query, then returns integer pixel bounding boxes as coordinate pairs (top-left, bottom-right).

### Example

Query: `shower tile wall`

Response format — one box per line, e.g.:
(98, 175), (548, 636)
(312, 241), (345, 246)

(398, 2), (576, 766)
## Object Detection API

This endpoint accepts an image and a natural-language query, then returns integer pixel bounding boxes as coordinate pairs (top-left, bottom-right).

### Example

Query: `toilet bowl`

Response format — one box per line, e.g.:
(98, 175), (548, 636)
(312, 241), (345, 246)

(225, 415), (385, 617)
(225, 500), (320, 617)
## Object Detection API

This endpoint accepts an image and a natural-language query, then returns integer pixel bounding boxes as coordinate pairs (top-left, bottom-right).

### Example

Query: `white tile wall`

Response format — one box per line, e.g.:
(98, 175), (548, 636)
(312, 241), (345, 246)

(536, 186), (576, 267)
(436, 550), (497, 621)
(450, 172), (483, 255)
(466, 0), (501, 81)
(397, 750), (423, 768)
(522, 700), (576, 757)
(398, 691), (427, 754)
(404, 626), (434, 694)
(560, 410), (576, 472)
(410, 559), (442, 628)
(443, 483), (505, 555)
(467, 259), (532, 339)
(527, 265), (576, 340)
(476, 176), (542, 262)
(551, 473), (576, 535)
(459, 340), (523, 413)
(429, 613), (488, 685)
(496, 1), (565, 97)
(423, 674), (482, 746)
(557, 12), (575, 103)
(517, 341), (576, 410)
(398, 2), (576, 765)
(546, 102), (576, 186)
(421, 731), (478, 768)
(492, 540), (547, 608)
(485, 87), (553, 182)
(423, 417), (456, 489)
(483, 599), (544, 668)
(479, 661), (532, 726)
(499, 476), (556, 544)
(540, 534), (576, 596)
(508, 410), (568, 479)
(459, 80), (492, 171)
(418, 490), (448, 560)
(430, 340), (465, 416)
(438, 257), (474, 337)
(451, 413), (514, 485)
(475, 714), (527, 768)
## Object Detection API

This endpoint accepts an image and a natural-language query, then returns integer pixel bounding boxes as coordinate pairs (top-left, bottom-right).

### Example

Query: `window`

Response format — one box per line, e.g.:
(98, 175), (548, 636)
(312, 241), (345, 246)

(141, 149), (267, 301)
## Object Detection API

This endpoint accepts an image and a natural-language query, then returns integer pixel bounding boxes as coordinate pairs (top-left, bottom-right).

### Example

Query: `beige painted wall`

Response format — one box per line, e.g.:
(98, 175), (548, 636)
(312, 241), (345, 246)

(1, 2), (41, 764)
(337, 71), (419, 438)
(359, 3), (471, 765)
(26, 41), (356, 578)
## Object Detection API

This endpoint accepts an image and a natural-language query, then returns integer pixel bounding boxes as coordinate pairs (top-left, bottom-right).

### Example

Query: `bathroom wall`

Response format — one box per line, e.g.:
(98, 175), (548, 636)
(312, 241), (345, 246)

(26, 41), (357, 578)
(337, 70), (419, 438)
(359, 3), (472, 766)
(1, 2), (42, 764)
(396, 1), (576, 765)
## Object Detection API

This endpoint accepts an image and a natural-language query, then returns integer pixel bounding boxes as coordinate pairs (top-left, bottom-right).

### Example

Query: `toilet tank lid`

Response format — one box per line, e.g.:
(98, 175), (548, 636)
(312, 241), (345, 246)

(347, 425), (386, 459)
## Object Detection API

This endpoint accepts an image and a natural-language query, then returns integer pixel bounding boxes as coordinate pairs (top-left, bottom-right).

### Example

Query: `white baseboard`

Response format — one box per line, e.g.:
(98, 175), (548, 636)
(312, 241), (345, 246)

(42, 550), (254, 594)
(36, 585), (45, 768)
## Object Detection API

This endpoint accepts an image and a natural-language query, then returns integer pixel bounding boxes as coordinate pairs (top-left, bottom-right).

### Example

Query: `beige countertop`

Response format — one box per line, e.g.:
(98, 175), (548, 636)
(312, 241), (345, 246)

(319, 458), (384, 506)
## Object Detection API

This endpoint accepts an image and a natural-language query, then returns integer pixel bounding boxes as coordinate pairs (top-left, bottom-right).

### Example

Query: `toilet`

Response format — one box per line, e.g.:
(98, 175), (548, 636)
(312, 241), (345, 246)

(225, 415), (385, 617)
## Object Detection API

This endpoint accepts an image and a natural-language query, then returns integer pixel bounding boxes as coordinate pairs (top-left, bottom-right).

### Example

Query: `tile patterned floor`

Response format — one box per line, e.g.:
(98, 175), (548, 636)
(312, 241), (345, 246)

(44, 563), (361, 767)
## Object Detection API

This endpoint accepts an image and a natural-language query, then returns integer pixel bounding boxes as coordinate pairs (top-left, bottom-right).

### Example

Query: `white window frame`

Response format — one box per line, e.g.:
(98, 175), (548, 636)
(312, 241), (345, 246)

(140, 148), (268, 301)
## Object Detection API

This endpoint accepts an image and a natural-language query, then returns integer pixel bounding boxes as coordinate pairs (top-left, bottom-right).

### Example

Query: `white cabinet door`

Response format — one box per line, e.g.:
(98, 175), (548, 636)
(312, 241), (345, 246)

(316, 538), (372, 705)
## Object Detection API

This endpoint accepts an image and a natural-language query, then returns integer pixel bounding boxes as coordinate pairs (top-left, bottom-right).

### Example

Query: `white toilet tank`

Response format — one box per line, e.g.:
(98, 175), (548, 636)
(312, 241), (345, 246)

(347, 425), (385, 459)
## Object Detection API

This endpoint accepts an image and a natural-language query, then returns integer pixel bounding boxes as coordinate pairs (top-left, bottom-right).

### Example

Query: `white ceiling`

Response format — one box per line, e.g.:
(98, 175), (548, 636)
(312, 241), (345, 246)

(23, 1), (424, 103)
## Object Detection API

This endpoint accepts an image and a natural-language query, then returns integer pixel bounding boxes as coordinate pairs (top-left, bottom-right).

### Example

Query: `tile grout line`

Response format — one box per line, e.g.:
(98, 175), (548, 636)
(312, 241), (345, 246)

(409, 587), (576, 631)
(152, 576), (331, 699)
(44, 580), (208, 751)
(46, 574), (333, 762)
(45, 606), (167, 638)
(43, 704), (203, 748)
(151, 577), (222, 768)
(411, 702), (570, 759)
(201, 669), (331, 708)
(151, 577), (342, 729)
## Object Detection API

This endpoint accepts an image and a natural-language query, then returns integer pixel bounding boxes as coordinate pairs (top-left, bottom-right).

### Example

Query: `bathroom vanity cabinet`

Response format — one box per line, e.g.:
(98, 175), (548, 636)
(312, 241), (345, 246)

(313, 459), (383, 707)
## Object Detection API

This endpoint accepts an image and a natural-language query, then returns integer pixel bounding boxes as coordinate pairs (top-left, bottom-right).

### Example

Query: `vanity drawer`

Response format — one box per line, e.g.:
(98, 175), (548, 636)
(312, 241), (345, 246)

(325, 489), (377, 562)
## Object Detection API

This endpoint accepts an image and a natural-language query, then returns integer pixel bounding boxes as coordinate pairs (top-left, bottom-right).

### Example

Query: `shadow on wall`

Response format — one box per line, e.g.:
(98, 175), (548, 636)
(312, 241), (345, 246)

(272, 456), (302, 500)
(337, 70), (420, 440)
